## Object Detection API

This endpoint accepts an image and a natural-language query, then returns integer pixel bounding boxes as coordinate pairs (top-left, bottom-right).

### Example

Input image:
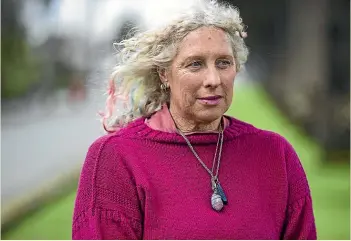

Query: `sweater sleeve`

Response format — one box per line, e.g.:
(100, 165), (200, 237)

(72, 135), (143, 240)
(281, 140), (317, 240)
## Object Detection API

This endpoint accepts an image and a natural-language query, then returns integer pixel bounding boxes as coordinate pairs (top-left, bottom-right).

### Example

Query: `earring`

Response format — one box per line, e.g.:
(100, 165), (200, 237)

(160, 82), (169, 90)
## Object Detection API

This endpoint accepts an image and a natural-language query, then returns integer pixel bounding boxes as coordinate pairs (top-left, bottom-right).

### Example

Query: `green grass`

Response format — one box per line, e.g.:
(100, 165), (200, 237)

(2, 83), (349, 240)
(2, 192), (76, 240)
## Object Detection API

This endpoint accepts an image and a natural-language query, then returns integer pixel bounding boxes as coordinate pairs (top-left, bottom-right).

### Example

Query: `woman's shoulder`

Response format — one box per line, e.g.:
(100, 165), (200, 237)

(87, 132), (122, 153)
(83, 131), (141, 179)
(86, 117), (148, 160)
(229, 118), (307, 184)
(91, 117), (147, 146)
(84, 133), (123, 169)
(227, 116), (295, 151)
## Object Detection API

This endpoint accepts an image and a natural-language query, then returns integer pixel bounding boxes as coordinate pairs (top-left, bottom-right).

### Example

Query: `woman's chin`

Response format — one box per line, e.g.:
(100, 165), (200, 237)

(195, 110), (224, 123)
(194, 104), (228, 121)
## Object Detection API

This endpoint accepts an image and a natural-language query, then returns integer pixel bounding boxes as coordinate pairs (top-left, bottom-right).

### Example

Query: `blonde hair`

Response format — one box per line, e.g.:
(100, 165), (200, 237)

(100, 0), (249, 132)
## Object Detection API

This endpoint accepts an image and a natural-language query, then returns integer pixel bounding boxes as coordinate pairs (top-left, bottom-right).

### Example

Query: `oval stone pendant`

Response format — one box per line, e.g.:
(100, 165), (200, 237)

(211, 193), (224, 211)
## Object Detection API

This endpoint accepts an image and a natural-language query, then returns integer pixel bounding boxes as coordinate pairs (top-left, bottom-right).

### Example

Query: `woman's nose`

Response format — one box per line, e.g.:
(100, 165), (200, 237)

(203, 66), (221, 88)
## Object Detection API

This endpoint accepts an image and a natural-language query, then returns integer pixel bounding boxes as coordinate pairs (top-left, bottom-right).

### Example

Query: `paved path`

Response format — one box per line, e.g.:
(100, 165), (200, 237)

(1, 89), (105, 207)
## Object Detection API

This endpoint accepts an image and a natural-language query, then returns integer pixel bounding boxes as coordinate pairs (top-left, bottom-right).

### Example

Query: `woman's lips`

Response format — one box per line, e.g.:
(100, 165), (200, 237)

(198, 95), (222, 105)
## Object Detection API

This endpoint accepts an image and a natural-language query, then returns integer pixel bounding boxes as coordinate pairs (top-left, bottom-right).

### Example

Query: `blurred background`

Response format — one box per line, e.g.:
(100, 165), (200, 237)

(1, 0), (349, 239)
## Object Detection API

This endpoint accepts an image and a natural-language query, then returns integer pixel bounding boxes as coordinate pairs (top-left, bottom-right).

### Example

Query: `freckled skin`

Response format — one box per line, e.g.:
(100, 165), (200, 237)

(159, 27), (237, 132)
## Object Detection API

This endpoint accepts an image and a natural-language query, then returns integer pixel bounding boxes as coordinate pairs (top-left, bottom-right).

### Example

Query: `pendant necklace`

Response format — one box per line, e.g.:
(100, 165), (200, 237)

(176, 122), (228, 211)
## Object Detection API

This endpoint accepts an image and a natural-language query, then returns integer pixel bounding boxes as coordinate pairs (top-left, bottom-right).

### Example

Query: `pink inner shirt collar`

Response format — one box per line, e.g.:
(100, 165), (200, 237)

(145, 104), (229, 135)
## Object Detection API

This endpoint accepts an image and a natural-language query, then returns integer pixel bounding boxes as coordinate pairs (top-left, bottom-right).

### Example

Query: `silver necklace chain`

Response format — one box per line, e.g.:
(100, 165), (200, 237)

(175, 120), (228, 211)
(176, 126), (224, 182)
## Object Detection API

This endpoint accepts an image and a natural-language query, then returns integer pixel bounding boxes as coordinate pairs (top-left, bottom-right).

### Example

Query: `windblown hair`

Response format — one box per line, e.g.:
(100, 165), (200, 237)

(100, 0), (249, 132)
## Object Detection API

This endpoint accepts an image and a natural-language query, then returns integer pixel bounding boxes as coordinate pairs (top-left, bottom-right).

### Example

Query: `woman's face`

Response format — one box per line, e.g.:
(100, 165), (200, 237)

(163, 26), (237, 124)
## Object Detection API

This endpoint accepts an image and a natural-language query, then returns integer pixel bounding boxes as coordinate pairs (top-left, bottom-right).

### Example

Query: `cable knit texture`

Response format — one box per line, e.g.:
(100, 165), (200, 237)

(72, 116), (317, 240)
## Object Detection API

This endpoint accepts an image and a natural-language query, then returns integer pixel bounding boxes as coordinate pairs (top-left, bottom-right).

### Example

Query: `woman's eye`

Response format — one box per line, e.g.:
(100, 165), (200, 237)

(188, 61), (202, 68)
(217, 60), (232, 69)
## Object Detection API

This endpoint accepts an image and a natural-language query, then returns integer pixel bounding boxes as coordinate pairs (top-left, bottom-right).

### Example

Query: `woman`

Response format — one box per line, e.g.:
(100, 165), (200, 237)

(72, 0), (317, 239)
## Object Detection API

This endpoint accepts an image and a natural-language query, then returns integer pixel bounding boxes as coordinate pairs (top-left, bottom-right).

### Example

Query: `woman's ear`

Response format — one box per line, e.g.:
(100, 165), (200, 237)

(157, 67), (168, 83)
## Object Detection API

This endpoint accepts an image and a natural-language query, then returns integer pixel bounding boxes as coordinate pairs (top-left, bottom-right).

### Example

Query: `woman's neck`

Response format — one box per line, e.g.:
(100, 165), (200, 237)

(169, 106), (222, 133)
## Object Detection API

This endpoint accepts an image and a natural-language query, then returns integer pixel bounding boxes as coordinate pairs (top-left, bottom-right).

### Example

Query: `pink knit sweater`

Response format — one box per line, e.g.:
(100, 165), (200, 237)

(72, 116), (316, 239)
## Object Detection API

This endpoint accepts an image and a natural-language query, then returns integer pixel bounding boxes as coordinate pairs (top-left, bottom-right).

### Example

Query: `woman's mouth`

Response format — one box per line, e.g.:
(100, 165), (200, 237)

(198, 95), (222, 105)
